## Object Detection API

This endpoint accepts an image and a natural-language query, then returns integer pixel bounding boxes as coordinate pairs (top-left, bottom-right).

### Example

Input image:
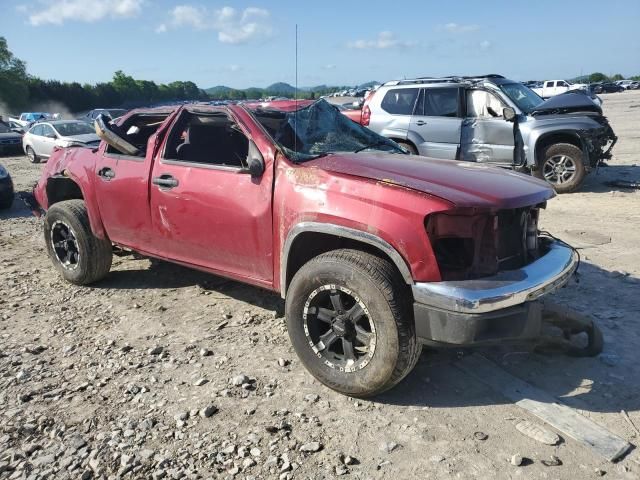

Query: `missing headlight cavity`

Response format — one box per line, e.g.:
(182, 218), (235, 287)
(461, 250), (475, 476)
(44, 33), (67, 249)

(433, 237), (475, 273)
(427, 207), (541, 281)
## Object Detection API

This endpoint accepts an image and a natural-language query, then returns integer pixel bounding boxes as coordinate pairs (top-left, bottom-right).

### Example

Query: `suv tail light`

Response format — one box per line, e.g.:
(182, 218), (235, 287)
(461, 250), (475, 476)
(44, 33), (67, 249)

(361, 105), (371, 126)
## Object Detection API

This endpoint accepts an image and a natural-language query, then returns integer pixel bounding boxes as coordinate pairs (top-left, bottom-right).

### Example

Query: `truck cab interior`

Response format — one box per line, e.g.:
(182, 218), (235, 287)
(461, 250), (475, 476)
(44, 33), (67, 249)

(163, 111), (249, 168)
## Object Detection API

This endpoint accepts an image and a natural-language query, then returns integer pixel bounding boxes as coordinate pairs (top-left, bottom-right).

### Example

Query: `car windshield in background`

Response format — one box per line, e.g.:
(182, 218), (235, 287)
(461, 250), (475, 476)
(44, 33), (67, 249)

(53, 122), (96, 136)
(249, 99), (405, 162)
(500, 83), (544, 113)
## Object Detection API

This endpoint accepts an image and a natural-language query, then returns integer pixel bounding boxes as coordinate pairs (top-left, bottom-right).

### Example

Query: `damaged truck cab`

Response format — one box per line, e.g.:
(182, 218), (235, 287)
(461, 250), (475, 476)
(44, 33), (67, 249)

(33, 99), (578, 397)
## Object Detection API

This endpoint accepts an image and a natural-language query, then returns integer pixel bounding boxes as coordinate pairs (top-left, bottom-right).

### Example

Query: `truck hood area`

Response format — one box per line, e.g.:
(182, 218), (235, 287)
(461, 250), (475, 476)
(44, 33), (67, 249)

(531, 92), (602, 116)
(305, 153), (554, 209)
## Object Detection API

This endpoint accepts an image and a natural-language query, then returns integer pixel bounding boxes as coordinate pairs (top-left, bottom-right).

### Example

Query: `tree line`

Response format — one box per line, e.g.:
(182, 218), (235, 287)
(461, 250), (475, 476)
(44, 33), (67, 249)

(2, 36), (639, 115)
(0, 37), (208, 113)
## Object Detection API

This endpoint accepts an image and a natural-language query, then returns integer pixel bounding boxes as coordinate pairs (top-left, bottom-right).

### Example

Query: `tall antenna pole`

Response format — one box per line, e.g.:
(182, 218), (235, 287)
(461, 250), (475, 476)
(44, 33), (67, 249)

(294, 24), (298, 155)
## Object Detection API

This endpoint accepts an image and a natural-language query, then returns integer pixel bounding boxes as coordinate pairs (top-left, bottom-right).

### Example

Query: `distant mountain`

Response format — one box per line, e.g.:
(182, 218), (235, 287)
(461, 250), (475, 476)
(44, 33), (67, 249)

(358, 80), (380, 88)
(204, 81), (381, 99)
(204, 85), (234, 95)
(266, 82), (297, 95)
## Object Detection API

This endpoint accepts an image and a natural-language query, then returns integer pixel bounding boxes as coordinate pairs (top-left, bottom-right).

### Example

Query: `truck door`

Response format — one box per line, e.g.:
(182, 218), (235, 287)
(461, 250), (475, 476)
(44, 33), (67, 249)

(148, 108), (274, 284)
(408, 87), (462, 159)
(93, 112), (173, 251)
(460, 89), (514, 166)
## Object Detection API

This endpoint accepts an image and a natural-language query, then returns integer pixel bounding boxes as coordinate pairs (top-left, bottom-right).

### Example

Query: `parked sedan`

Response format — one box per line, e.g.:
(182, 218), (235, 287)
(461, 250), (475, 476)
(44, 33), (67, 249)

(0, 121), (24, 155)
(0, 163), (14, 210)
(592, 82), (625, 94)
(23, 120), (100, 163)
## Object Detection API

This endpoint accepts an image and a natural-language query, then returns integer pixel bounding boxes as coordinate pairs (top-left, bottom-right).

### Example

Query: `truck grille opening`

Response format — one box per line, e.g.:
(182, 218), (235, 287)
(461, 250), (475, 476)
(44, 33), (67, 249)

(426, 207), (541, 281)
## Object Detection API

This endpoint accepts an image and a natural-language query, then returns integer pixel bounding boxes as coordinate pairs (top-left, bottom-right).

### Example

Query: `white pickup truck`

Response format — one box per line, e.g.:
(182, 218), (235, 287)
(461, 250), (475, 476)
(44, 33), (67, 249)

(532, 80), (587, 99)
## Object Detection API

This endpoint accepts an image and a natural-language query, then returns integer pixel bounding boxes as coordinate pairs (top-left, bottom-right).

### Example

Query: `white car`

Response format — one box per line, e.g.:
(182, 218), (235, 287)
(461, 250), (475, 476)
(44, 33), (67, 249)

(23, 120), (100, 163)
(615, 80), (635, 90)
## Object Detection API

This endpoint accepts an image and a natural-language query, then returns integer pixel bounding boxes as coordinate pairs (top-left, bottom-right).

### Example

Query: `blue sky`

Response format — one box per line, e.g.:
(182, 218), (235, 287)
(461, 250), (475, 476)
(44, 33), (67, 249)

(2, 0), (639, 89)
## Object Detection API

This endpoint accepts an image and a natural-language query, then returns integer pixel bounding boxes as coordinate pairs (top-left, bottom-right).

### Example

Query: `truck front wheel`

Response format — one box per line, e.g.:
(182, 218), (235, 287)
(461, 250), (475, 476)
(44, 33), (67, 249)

(285, 249), (421, 397)
(534, 143), (586, 194)
(43, 200), (112, 285)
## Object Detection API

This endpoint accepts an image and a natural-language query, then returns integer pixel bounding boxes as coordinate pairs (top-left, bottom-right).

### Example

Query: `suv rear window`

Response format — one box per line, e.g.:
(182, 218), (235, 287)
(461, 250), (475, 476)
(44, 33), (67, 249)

(380, 88), (419, 115)
(416, 88), (460, 117)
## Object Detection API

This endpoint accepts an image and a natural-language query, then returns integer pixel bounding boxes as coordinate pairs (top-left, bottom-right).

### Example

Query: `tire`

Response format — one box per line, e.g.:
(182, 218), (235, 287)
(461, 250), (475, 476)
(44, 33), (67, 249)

(285, 249), (422, 397)
(43, 199), (112, 285)
(533, 143), (586, 194)
(26, 146), (40, 164)
(397, 141), (418, 155)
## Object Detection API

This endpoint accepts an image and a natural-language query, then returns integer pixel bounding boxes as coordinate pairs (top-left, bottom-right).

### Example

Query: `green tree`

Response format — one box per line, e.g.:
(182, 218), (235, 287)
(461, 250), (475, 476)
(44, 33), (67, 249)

(610, 73), (624, 81)
(0, 37), (29, 111)
(588, 72), (609, 83)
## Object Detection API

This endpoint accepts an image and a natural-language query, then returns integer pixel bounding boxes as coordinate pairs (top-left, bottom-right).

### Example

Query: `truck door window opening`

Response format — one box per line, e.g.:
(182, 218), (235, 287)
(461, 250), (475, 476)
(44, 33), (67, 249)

(163, 112), (249, 168)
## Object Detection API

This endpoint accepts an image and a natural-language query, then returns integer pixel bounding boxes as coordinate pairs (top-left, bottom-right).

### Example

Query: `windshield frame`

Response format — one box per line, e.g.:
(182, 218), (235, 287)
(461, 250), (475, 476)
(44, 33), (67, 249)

(498, 82), (544, 114)
(245, 99), (406, 162)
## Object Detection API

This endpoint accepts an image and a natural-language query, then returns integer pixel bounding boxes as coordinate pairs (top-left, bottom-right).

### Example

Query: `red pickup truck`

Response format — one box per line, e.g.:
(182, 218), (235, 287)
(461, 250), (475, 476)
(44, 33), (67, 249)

(33, 99), (578, 397)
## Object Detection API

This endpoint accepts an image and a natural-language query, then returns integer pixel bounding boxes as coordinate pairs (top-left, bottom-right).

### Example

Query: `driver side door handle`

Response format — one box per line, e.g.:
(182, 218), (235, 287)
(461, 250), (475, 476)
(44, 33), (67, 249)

(97, 167), (115, 180)
(415, 120), (427, 126)
(152, 174), (179, 189)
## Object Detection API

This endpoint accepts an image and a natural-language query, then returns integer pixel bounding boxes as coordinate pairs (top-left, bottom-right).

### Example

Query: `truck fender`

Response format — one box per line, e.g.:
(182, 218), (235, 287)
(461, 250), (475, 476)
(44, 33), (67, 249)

(280, 222), (414, 298)
(47, 171), (108, 240)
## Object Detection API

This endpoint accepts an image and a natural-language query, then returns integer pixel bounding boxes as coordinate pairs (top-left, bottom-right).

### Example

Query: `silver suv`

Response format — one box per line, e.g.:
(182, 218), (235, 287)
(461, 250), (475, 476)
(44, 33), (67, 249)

(362, 75), (617, 193)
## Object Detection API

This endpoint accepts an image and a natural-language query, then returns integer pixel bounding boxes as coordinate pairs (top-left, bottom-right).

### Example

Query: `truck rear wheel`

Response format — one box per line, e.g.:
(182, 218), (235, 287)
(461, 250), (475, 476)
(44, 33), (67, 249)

(534, 143), (586, 194)
(285, 249), (421, 397)
(44, 200), (112, 285)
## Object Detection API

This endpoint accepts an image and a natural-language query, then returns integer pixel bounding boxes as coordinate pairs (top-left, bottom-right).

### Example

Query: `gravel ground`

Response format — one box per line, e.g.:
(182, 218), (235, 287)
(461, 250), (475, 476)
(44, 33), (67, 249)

(1, 91), (639, 479)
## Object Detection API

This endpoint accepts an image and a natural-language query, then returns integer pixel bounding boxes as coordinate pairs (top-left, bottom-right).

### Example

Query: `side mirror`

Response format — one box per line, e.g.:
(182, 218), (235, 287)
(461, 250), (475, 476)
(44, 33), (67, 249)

(503, 107), (516, 122)
(46, 133), (57, 139)
(246, 140), (265, 177)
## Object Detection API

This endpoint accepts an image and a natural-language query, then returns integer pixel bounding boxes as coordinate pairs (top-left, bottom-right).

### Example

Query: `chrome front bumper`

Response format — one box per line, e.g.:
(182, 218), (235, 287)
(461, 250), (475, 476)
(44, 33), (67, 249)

(412, 241), (578, 315)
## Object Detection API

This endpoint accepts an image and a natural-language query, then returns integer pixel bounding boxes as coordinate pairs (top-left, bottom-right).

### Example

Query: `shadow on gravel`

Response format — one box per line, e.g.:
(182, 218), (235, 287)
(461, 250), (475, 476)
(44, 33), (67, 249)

(377, 261), (640, 417)
(94, 259), (284, 311)
(0, 192), (34, 220)
(92, 255), (639, 416)
(578, 164), (640, 193)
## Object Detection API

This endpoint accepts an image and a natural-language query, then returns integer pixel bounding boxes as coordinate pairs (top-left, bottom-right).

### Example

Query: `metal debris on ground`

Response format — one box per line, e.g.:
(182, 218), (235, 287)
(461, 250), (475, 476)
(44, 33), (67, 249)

(515, 421), (560, 445)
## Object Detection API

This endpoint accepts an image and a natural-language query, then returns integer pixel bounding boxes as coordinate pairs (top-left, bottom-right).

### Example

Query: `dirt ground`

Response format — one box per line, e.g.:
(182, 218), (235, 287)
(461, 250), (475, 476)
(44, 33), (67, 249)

(1, 91), (639, 480)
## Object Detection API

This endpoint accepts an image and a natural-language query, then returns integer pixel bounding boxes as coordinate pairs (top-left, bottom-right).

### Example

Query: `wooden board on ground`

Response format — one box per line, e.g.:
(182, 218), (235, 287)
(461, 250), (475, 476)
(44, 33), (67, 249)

(456, 354), (632, 462)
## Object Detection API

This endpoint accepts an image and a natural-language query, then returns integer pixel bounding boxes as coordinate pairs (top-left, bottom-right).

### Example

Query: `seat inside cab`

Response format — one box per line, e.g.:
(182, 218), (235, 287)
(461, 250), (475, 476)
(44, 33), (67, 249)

(164, 111), (249, 168)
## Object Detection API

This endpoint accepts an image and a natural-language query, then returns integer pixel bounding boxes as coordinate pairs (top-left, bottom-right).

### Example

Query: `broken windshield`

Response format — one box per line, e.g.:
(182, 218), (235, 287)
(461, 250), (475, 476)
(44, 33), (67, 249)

(499, 83), (544, 114)
(249, 99), (405, 162)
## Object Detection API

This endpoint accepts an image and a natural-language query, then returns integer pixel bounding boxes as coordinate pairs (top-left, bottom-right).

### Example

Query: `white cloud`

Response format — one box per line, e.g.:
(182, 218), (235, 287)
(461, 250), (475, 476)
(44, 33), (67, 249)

(27, 0), (144, 26)
(348, 31), (415, 50)
(479, 40), (491, 50)
(324, 64), (336, 70)
(157, 5), (273, 44)
(441, 22), (480, 33)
